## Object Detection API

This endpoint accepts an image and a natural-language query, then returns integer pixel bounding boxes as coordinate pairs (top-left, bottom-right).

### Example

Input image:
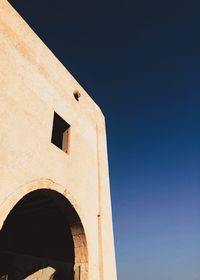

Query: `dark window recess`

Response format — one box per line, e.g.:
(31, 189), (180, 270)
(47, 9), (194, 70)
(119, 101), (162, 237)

(51, 112), (70, 153)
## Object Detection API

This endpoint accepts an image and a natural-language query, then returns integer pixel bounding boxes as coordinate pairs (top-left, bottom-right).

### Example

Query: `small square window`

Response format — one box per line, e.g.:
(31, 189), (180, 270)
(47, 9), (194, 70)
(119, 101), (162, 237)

(51, 112), (70, 153)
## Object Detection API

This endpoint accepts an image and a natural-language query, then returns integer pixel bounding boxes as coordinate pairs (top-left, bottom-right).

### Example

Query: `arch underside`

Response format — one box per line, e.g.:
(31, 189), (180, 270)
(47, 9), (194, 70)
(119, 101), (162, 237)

(0, 187), (88, 280)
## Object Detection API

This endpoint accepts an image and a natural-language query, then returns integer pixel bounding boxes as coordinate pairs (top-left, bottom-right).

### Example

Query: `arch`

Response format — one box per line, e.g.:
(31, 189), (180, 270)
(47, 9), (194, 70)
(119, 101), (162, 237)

(0, 179), (88, 280)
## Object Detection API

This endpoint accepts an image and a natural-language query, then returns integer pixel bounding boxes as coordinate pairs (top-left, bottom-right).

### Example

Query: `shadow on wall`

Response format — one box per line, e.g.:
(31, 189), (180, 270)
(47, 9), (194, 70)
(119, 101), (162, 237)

(0, 252), (73, 279)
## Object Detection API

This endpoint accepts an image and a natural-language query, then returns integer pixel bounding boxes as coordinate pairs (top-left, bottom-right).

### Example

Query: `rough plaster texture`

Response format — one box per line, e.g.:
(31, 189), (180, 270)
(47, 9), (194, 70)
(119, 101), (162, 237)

(0, 0), (117, 279)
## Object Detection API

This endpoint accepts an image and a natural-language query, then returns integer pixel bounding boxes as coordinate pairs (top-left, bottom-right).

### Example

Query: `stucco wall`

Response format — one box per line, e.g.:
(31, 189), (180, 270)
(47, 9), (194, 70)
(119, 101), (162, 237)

(0, 0), (117, 279)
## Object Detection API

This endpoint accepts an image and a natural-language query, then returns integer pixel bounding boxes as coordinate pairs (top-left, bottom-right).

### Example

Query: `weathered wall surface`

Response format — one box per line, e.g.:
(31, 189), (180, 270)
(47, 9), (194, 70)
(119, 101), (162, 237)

(0, 0), (117, 279)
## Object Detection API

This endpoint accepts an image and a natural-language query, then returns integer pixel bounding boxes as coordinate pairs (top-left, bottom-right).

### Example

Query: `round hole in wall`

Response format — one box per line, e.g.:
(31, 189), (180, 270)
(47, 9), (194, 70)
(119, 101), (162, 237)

(73, 91), (81, 101)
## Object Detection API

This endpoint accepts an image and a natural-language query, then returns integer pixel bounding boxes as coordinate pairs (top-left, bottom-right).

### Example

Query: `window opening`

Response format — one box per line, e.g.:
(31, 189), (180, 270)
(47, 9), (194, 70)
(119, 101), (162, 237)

(51, 112), (70, 153)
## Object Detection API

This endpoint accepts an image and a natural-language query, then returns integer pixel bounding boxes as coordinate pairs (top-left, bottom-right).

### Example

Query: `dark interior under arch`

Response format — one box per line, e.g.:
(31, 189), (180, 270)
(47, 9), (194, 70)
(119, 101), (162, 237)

(0, 189), (81, 280)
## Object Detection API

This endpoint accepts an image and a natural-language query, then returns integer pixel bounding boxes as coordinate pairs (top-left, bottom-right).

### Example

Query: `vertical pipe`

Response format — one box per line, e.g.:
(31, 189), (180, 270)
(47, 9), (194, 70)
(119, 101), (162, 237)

(96, 125), (104, 280)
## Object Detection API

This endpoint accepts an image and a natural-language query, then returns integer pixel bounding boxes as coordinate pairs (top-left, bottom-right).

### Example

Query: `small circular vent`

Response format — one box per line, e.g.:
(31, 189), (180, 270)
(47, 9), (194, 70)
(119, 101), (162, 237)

(73, 91), (81, 101)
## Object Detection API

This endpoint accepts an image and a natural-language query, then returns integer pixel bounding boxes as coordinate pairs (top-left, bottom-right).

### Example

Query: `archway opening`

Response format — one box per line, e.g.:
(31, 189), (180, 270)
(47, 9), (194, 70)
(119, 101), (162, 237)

(0, 189), (88, 279)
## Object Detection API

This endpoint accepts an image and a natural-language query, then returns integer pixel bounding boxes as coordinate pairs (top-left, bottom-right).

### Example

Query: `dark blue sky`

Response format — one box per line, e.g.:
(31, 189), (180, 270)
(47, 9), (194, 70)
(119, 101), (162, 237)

(9, 1), (200, 279)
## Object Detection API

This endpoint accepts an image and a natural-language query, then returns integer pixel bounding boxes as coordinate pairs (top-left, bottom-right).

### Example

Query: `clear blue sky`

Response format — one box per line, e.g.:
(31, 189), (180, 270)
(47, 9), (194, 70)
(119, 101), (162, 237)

(9, 1), (200, 279)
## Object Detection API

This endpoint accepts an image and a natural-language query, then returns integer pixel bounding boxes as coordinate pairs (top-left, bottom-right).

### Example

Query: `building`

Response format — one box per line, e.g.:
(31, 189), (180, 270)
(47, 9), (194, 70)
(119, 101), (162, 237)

(0, 1), (117, 279)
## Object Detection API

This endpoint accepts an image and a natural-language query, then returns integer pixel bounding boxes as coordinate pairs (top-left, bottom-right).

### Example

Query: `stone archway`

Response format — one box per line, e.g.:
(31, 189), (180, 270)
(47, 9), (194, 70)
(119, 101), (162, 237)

(0, 179), (88, 280)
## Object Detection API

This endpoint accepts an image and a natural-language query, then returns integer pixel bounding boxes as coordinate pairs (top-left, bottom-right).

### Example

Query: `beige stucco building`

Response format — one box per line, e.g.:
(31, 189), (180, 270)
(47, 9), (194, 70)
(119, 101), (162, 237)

(0, 1), (117, 279)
